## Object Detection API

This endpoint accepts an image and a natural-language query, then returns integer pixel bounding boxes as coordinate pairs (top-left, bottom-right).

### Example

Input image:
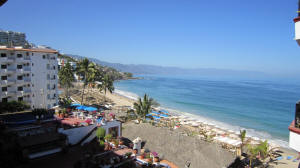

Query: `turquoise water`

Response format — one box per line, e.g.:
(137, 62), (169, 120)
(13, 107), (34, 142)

(115, 75), (300, 146)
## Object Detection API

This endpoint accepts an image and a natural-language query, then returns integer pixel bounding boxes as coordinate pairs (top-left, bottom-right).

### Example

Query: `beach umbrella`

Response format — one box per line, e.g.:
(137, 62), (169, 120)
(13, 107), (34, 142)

(153, 116), (161, 120)
(85, 107), (98, 111)
(160, 109), (169, 114)
(70, 103), (81, 107)
(76, 105), (87, 110)
(160, 114), (169, 118)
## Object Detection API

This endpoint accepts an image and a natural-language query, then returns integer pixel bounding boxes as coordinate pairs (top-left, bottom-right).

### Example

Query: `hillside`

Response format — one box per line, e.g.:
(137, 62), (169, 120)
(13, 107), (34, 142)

(66, 54), (267, 78)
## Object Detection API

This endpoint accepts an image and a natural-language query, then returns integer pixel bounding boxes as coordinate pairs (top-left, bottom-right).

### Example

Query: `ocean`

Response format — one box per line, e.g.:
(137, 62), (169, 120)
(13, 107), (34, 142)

(114, 75), (300, 147)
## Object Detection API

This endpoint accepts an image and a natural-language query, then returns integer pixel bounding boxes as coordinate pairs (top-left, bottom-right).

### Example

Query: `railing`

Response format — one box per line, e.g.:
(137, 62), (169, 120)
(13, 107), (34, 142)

(24, 77), (31, 82)
(24, 67), (31, 71)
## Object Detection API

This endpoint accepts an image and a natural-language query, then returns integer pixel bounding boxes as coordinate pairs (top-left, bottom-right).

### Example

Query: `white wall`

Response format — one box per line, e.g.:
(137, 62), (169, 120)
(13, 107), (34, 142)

(102, 120), (122, 137)
(295, 21), (300, 46)
(289, 131), (300, 152)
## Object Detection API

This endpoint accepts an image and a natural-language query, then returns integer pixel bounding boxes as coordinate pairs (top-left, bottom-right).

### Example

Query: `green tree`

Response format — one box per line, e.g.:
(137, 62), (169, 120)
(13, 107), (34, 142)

(133, 94), (154, 119)
(58, 62), (75, 99)
(247, 144), (259, 167)
(239, 129), (247, 154)
(98, 74), (114, 102)
(76, 58), (97, 104)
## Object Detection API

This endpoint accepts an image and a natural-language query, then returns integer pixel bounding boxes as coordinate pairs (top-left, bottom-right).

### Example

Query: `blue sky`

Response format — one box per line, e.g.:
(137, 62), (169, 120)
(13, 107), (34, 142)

(0, 0), (299, 76)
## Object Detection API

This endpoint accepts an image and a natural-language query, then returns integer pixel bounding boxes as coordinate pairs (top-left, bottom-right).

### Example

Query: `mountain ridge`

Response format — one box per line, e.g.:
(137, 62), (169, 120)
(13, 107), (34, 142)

(66, 54), (267, 78)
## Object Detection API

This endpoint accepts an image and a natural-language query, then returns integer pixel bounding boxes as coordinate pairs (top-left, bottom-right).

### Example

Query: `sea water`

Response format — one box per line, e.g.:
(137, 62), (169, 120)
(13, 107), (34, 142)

(114, 75), (300, 147)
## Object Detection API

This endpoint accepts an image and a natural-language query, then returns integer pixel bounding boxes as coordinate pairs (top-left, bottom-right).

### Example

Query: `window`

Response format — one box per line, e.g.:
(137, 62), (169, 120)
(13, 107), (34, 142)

(53, 84), (56, 90)
(26, 52), (29, 56)
(1, 76), (7, 80)
(18, 97), (23, 101)
(47, 84), (50, 90)
(2, 98), (8, 103)
(53, 103), (57, 106)
(53, 66), (56, 70)
(53, 75), (56, 79)
(32, 63), (34, 66)
(17, 65), (22, 69)
(10, 52), (14, 55)
(47, 94), (50, 99)
(1, 64), (7, 69)
(17, 87), (23, 91)
(47, 64), (50, 69)
(43, 55), (46, 59)
(2, 87), (7, 91)
(17, 54), (22, 58)
(0, 53), (6, 57)
(17, 75), (23, 80)
(32, 84), (34, 87)
(32, 73), (34, 77)
(32, 53), (34, 56)
(53, 93), (56, 98)
(47, 74), (50, 80)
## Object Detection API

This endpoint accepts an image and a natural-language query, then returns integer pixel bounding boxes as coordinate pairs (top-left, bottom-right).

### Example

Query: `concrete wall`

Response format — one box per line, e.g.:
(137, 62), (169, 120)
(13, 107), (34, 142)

(289, 131), (300, 152)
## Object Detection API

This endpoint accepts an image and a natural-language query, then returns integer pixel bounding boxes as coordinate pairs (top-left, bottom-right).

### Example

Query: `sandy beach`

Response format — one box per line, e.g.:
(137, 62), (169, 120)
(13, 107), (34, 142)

(67, 83), (300, 168)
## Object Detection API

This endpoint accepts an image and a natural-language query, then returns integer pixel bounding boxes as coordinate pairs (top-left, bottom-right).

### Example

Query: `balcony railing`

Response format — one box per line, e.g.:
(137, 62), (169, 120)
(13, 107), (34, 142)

(24, 77), (31, 82)
(24, 67), (31, 71)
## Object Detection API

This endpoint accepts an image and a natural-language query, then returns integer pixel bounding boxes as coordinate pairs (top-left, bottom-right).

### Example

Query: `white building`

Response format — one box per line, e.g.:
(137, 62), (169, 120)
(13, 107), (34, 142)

(0, 46), (59, 109)
(289, 2), (300, 154)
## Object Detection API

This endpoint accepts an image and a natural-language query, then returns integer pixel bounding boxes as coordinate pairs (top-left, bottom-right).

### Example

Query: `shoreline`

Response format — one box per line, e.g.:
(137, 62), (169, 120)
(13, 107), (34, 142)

(68, 83), (299, 167)
(112, 86), (292, 150)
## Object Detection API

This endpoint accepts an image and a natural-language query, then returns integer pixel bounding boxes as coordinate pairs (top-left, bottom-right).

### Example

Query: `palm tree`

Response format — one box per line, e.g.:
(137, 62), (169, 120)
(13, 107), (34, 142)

(98, 74), (114, 102)
(58, 62), (75, 99)
(133, 94), (154, 119)
(76, 58), (97, 104)
(239, 129), (247, 154)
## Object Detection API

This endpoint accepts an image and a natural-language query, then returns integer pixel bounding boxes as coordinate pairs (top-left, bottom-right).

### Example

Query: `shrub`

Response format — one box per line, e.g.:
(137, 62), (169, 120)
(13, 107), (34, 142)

(96, 127), (106, 141)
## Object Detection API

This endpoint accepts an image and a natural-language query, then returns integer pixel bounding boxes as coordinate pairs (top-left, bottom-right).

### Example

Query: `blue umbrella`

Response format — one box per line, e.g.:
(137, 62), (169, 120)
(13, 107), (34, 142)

(71, 103), (81, 107)
(160, 110), (169, 114)
(151, 111), (161, 116)
(76, 105), (87, 110)
(152, 116), (161, 120)
(85, 107), (97, 111)
(160, 114), (169, 118)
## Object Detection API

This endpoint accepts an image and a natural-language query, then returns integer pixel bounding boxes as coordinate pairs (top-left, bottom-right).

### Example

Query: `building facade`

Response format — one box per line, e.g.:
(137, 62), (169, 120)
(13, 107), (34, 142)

(0, 47), (58, 109)
(0, 30), (28, 47)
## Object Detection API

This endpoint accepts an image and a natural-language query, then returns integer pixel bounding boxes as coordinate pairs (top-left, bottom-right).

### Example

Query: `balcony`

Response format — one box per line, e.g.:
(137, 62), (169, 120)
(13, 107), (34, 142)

(24, 77), (31, 82)
(15, 57), (31, 63)
(16, 79), (24, 84)
(0, 67), (15, 74)
(17, 89), (31, 97)
(0, 79), (16, 85)
(24, 67), (31, 71)
(1, 90), (17, 97)
(0, 56), (14, 63)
